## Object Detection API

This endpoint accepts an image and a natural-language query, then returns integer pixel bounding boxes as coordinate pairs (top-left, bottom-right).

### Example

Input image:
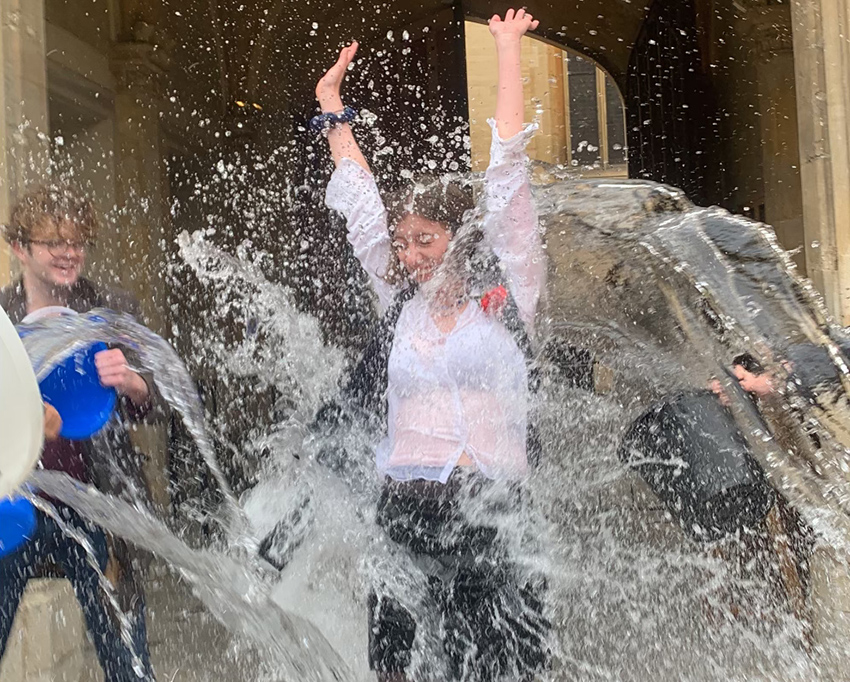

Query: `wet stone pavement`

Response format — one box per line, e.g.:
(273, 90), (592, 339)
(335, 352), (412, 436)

(0, 561), (265, 682)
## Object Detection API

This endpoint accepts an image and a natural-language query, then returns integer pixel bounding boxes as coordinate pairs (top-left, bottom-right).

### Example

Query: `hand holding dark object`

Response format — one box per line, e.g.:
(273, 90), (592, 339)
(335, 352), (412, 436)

(733, 364), (776, 398)
(618, 390), (774, 542)
(709, 378), (731, 406)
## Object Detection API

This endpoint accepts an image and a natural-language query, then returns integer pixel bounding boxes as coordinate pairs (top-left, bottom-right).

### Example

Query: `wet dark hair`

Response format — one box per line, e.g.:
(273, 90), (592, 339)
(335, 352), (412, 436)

(384, 174), (474, 236)
(3, 184), (99, 246)
(732, 353), (765, 375)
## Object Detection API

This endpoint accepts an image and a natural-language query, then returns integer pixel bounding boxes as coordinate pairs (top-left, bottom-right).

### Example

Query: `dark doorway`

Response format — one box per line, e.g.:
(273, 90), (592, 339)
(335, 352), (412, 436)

(626, 0), (719, 203)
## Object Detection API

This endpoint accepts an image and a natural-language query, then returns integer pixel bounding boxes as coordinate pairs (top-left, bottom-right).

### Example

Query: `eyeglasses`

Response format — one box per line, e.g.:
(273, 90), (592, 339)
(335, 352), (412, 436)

(27, 239), (89, 256)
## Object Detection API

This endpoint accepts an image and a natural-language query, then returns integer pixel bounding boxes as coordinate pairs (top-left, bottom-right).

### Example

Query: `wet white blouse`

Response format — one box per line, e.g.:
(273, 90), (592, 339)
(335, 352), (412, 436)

(326, 120), (546, 483)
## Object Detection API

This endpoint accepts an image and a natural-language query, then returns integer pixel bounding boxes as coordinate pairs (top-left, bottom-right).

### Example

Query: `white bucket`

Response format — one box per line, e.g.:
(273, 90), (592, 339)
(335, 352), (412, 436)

(0, 305), (44, 498)
(21, 305), (77, 324)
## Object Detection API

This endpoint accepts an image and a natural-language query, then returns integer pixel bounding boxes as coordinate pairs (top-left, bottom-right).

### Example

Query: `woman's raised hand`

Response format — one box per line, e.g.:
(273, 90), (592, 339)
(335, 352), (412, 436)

(490, 8), (537, 137)
(316, 41), (359, 110)
(488, 8), (539, 43)
(315, 41), (370, 171)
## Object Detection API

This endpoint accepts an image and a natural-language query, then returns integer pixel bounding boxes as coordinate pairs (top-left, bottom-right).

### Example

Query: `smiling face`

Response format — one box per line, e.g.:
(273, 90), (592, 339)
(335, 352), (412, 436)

(392, 213), (452, 283)
(11, 217), (87, 289)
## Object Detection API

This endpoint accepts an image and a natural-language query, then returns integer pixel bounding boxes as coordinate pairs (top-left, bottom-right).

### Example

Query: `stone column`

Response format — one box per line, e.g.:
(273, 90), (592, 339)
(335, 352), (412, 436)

(751, 6), (806, 273)
(110, 25), (171, 511)
(525, 37), (568, 166)
(808, 545), (850, 678)
(791, 0), (850, 323)
(0, 0), (49, 286)
(792, 12), (850, 663)
(110, 25), (169, 333)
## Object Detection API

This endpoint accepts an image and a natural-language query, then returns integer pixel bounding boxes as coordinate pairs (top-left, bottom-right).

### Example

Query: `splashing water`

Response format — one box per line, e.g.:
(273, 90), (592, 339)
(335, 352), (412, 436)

(18, 309), (250, 544)
(27, 470), (351, 682)
(16, 307), (356, 680)
(177, 175), (850, 680)
(21, 490), (151, 679)
(530, 177), (850, 680)
(13, 176), (850, 681)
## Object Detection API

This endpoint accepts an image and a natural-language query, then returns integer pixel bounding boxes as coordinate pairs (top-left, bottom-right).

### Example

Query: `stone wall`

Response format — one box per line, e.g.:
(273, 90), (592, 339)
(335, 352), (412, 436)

(0, 580), (101, 682)
(0, 0), (50, 287)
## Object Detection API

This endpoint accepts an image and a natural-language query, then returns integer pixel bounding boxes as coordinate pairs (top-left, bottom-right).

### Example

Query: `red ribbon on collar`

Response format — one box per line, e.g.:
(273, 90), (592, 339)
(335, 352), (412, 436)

(480, 285), (508, 315)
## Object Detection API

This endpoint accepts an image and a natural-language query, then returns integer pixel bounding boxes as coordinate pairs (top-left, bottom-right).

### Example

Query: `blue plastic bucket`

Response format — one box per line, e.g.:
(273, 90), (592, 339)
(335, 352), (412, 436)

(0, 495), (36, 557)
(39, 341), (118, 440)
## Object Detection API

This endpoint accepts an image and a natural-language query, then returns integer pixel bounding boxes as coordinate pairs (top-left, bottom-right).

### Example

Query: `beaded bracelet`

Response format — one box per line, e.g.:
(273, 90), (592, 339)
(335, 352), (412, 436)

(310, 106), (358, 135)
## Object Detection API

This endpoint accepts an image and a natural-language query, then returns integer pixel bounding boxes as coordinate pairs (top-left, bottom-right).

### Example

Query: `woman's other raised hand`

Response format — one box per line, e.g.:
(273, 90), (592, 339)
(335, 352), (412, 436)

(317, 41), (359, 112)
(489, 9), (539, 139)
(488, 8), (539, 44)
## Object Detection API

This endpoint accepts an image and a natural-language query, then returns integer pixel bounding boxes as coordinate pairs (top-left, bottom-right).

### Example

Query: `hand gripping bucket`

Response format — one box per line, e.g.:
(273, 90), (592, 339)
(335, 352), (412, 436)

(19, 307), (117, 440)
(37, 340), (117, 440)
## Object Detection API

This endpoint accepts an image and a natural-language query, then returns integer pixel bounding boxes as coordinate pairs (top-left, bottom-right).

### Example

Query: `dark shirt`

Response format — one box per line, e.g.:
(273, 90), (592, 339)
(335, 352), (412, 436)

(40, 437), (89, 483)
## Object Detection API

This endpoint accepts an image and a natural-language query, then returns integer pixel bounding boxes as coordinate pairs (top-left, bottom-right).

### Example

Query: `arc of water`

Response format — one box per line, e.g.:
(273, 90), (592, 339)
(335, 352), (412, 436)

(17, 311), (252, 546)
(641, 212), (850, 555)
(28, 470), (353, 682)
(21, 490), (149, 679)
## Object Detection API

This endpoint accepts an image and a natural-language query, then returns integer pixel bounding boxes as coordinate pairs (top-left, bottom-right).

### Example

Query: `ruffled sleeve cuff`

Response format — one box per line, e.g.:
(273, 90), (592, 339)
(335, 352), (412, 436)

(487, 118), (538, 168)
(325, 158), (381, 218)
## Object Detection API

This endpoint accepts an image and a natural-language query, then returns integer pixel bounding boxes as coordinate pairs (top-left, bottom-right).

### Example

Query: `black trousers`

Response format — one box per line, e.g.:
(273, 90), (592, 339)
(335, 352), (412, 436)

(368, 476), (550, 681)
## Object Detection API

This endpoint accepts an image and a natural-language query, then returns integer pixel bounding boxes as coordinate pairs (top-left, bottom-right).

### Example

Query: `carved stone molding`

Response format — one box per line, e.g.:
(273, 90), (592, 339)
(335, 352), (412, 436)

(110, 21), (171, 95)
(748, 8), (794, 61)
(736, 0), (792, 9)
(753, 25), (793, 60)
